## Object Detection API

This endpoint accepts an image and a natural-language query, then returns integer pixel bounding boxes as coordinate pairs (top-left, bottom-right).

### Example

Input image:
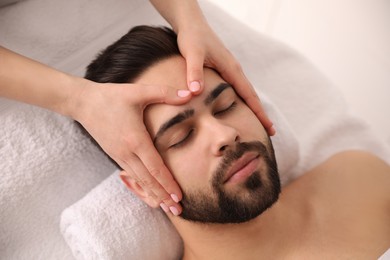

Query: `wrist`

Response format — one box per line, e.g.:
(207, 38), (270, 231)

(60, 75), (91, 120)
(151, 0), (206, 33)
(175, 6), (207, 34)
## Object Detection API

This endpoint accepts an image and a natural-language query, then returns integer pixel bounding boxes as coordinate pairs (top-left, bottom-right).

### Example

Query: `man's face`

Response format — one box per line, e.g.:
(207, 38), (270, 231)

(137, 56), (280, 224)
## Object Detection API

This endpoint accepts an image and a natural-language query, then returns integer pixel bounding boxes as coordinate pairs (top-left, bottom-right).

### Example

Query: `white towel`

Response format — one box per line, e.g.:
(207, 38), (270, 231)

(2, 0), (389, 258)
(60, 172), (182, 260)
(60, 92), (300, 260)
(0, 100), (116, 259)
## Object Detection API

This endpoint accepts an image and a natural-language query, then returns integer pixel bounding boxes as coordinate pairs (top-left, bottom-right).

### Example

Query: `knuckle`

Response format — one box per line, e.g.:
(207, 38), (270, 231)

(160, 195), (172, 204)
(114, 146), (130, 162)
(131, 140), (143, 152)
(139, 177), (155, 189)
(149, 167), (163, 179)
(128, 134), (147, 152)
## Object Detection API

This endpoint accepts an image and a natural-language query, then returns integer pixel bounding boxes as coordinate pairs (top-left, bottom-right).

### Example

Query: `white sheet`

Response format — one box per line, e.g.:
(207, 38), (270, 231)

(1, 0), (389, 259)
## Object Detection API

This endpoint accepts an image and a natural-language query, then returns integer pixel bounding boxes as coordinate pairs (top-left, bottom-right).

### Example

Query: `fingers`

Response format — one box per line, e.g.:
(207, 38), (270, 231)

(121, 132), (183, 216)
(184, 51), (205, 95)
(215, 56), (275, 136)
(132, 83), (192, 106)
(79, 82), (186, 216)
(243, 92), (275, 136)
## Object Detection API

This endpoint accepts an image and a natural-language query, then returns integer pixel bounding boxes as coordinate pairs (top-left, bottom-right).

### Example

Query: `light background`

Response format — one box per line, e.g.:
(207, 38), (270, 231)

(208, 0), (390, 144)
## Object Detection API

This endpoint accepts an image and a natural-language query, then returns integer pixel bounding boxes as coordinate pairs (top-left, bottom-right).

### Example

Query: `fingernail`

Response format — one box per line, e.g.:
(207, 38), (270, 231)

(189, 81), (200, 92)
(177, 89), (191, 97)
(170, 193), (180, 203)
(160, 203), (169, 213)
(170, 206), (179, 216)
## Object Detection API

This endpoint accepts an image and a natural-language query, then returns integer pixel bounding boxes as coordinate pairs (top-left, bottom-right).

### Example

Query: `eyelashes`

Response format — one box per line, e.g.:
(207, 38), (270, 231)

(170, 128), (194, 148)
(214, 101), (237, 116)
(169, 101), (237, 149)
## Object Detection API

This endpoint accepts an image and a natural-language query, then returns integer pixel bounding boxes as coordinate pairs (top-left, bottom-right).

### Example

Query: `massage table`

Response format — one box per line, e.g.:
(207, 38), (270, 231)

(1, 0), (389, 259)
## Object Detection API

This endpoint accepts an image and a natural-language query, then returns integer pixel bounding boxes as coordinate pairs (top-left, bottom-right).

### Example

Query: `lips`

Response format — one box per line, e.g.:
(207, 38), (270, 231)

(223, 152), (260, 183)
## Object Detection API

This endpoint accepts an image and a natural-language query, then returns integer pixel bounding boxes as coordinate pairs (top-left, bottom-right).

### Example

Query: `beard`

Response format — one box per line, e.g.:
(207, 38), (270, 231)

(179, 139), (280, 224)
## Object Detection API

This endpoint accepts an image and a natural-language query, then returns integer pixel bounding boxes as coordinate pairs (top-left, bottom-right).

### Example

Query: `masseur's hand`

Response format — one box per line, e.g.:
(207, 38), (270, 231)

(70, 80), (192, 215)
(177, 21), (275, 136)
(1, 46), (189, 215)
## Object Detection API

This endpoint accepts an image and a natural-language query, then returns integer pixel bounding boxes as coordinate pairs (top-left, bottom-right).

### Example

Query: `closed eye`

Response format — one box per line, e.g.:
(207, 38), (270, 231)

(214, 101), (237, 116)
(169, 129), (194, 149)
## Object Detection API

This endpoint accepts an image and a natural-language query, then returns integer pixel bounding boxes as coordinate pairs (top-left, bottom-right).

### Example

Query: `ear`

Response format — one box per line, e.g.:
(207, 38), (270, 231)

(119, 170), (159, 208)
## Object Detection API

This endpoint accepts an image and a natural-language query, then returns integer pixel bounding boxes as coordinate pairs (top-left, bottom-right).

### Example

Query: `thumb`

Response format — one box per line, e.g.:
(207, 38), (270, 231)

(185, 52), (204, 95)
(133, 83), (192, 106)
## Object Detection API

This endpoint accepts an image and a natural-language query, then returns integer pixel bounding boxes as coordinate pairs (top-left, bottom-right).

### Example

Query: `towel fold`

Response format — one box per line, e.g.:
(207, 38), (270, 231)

(61, 171), (183, 260)
(60, 92), (300, 260)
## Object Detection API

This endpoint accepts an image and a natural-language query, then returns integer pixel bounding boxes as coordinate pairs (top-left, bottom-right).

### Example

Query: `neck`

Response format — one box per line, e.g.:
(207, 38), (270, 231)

(171, 198), (303, 260)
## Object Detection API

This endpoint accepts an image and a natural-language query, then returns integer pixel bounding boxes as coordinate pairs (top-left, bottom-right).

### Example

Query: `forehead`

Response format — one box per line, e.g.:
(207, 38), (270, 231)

(134, 56), (222, 92)
(134, 56), (227, 136)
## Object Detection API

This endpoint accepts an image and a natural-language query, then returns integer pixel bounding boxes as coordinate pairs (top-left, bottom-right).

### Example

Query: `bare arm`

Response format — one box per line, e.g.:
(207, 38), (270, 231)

(0, 46), (81, 116)
(149, 0), (205, 33)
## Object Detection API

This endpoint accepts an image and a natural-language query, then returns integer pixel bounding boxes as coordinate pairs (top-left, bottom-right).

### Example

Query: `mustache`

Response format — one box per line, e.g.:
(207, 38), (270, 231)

(213, 141), (269, 184)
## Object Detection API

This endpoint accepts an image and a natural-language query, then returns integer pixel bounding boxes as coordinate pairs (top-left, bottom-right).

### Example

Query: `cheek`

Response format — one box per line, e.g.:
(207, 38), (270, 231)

(162, 148), (210, 190)
(235, 106), (268, 140)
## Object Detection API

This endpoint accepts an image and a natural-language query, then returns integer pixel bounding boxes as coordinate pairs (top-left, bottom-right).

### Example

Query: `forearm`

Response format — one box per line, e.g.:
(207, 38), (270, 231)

(149, 0), (207, 32)
(0, 46), (84, 117)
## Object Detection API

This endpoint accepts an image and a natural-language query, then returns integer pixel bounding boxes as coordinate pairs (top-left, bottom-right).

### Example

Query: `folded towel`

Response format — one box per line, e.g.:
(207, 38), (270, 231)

(61, 171), (182, 260)
(60, 91), (301, 260)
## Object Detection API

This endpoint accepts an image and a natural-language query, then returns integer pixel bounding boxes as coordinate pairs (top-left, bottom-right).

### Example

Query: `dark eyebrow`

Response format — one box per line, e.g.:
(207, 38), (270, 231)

(154, 83), (232, 143)
(204, 83), (232, 105)
(153, 109), (194, 143)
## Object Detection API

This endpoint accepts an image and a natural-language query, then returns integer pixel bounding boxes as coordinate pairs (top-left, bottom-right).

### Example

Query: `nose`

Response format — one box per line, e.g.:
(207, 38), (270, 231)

(205, 118), (239, 156)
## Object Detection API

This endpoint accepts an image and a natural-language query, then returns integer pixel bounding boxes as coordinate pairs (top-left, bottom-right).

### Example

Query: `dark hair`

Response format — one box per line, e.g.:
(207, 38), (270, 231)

(85, 25), (180, 83)
(80, 25), (181, 168)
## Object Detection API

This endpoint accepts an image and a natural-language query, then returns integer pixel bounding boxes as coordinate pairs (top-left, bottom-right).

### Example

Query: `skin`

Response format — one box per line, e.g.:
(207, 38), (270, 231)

(121, 56), (270, 215)
(121, 56), (390, 259)
(143, 58), (269, 197)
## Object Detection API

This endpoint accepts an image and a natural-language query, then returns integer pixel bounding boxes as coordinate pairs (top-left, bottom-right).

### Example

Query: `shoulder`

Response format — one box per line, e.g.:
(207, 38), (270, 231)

(318, 150), (389, 187)
(303, 150), (390, 208)
(280, 151), (390, 256)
